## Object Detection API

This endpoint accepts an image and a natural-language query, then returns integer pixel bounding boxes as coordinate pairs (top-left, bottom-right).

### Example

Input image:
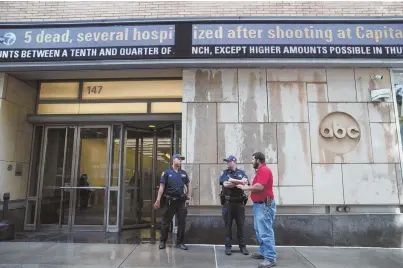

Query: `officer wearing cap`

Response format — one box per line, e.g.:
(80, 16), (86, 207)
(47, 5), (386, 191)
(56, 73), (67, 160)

(154, 154), (191, 251)
(219, 155), (249, 256)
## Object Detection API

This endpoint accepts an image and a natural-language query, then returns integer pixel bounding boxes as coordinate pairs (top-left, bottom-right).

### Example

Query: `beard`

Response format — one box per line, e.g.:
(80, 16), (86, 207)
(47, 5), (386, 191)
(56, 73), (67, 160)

(253, 162), (259, 169)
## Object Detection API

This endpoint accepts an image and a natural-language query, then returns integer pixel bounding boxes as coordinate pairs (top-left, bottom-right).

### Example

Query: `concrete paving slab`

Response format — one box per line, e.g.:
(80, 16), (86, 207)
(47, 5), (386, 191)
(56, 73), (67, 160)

(0, 242), (56, 264)
(215, 246), (315, 268)
(296, 247), (403, 268)
(120, 244), (216, 268)
(23, 243), (136, 267)
(21, 265), (113, 268)
(374, 248), (403, 264)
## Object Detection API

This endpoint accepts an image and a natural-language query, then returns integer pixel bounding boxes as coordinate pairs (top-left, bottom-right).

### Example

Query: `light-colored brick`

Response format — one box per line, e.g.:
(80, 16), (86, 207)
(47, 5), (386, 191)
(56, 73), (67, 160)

(0, 1), (402, 21)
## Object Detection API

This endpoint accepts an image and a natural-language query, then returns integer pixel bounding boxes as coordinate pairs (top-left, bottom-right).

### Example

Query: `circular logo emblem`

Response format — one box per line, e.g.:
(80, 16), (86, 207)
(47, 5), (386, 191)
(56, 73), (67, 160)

(318, 112), (361, 154)
(1, 32), (16, 46)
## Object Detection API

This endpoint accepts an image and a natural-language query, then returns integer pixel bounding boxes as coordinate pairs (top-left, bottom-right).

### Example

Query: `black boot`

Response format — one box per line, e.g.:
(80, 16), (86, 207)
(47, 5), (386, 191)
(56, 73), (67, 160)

(176, 244), (188, 250)
(159, 242), (166, 249)
(240, 246), (249, 255)
(225, 247), (232, 255)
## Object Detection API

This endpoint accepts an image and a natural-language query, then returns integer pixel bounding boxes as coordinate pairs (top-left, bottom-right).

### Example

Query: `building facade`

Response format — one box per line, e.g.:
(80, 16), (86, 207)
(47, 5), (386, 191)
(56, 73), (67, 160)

(1, 1), (403, 247)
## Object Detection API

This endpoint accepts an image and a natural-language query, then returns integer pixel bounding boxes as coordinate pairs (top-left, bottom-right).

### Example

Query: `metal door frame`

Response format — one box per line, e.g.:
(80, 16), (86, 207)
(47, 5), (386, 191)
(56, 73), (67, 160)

(121, 126), (155, 230)
(37, 125), (111, 231)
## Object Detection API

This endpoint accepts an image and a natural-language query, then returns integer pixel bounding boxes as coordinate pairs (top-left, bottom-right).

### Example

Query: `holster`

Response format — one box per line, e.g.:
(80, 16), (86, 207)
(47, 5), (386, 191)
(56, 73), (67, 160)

(165, 194), (187, 206)
(219, 191), (225, 206)
(265, 196), (272, 206)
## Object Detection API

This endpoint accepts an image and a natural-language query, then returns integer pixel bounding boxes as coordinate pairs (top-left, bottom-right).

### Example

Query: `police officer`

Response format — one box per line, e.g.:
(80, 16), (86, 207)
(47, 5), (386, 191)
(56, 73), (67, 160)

(219, 155), (249, 256)
(154, 154), (191, 251)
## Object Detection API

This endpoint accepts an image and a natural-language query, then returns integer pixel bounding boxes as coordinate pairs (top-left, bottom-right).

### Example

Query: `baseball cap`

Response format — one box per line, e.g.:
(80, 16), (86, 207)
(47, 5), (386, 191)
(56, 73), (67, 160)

(172, 154), (185, 160)
(223, 155), (237, 162)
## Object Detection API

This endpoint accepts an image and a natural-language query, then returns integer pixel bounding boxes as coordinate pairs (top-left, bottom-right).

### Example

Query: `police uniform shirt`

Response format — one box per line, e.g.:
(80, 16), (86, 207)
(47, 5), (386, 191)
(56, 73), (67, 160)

(219, 168), (249, 197)
(160, 168), (190, 197)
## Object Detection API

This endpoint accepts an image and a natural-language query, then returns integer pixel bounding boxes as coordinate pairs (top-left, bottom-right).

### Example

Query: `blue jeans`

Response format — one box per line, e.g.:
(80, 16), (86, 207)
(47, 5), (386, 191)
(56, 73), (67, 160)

(253, 200), (276, 262)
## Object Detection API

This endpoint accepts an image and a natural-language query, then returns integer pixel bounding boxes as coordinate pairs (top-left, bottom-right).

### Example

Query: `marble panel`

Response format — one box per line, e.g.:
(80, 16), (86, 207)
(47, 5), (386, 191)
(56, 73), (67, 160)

(326, 68), (357, 102)
(396, 164), (403, 204)
(0, 100), (19, 162)
(266, 68), (326, 82)
(278, 186), (314, 205)
(14, 131), (33, 164)
(5, 75), (37, 110)
(371, 123), (399, 163)
(238, 69), (268, 122)
(368, 102), (395, 123)
(182, 69), (238, 102)
(181, 103), (187, 163)
(0, 73), (6, 98)
(332, 214), (403, 248)
(342, 164), (399, 204)
(181, 164), (200, 205)
(307, 83), (328, 102)
(217, 102), (238, 123)
(267, 82), (308, 122)
(186, 103), (217, 163)
(277, 123), (312, 186)
(355, 68), (392, 102)
(309, 103), (373, 163)
(312, 164), (344, 204)
(17, 106), (33, 134)
(199, 164), (226, 205)
(0, 161), (23, 201)
(217, 123), (277, 164)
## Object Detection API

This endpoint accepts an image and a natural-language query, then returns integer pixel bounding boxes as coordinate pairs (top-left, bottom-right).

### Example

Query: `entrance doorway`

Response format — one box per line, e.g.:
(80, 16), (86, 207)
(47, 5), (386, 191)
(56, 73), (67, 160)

(38, 126), (110, 231)
(122, 125), (176, 231)
(27, 122), (181, 239)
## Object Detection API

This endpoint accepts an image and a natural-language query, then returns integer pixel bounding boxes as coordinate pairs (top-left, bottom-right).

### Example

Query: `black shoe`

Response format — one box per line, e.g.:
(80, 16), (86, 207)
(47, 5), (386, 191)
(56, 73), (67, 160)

(225, 247), (232, 255)
(176, 244), (188, 250)
(159, 242), (166, 249)
(240, 246), (249, 255)
(258, 260), (276, 268)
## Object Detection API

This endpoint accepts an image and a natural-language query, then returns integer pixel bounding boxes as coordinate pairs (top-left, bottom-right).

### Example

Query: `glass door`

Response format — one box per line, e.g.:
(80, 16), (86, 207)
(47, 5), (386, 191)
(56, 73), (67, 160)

(38, 126), (110, 231)
(38, 126), (75, 229)
(71, 126), (110, 230)
(122, 128), (155, 229)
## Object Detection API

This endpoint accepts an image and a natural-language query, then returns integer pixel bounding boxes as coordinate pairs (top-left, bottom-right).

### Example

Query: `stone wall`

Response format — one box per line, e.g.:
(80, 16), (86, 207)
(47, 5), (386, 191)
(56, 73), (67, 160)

(0, 1), (402, 22)
(182, 68), (402, 207)
(0, 74), (37, 202)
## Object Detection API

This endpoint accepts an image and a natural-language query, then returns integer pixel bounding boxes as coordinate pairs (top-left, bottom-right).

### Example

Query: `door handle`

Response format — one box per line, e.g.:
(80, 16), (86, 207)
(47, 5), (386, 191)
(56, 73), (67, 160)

(60, 187), (105, 189)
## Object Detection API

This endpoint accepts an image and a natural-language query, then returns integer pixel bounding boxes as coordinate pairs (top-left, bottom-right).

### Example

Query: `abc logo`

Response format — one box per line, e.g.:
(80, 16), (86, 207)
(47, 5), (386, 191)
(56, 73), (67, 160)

(1, 32), (16, 46)
(320, 121), (360, 139)
(319, 112), (361, 154)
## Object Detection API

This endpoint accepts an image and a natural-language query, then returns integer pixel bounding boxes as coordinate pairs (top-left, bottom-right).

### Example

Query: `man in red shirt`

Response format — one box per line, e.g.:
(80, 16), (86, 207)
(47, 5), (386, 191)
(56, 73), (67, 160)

(237, 152), (276, 268)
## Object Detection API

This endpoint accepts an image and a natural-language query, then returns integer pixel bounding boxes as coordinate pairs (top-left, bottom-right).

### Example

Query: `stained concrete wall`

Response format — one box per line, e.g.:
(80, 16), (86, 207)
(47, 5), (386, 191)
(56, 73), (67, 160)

(0, 74), (37, 202)
(181, 68), (402, 207)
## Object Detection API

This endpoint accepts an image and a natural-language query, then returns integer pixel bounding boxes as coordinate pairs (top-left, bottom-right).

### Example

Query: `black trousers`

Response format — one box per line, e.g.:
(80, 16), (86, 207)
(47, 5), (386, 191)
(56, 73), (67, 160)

(160, 199), (187, 244)
(222, 201), (245, 248)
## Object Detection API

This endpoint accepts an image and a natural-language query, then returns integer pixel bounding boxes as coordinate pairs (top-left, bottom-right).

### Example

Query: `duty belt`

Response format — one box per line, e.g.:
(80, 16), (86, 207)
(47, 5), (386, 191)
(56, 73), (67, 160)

(165, 194), (186, 201)
(224, 195), (245, 202)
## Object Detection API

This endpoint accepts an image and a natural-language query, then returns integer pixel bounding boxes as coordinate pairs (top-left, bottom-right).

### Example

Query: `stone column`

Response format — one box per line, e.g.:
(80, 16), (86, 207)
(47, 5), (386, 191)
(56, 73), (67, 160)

(0, 74), (37, 202)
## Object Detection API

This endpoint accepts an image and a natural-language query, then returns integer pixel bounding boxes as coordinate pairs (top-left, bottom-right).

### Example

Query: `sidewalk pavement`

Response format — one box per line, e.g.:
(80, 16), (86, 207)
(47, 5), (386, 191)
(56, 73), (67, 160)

(0, 242), (402, 268)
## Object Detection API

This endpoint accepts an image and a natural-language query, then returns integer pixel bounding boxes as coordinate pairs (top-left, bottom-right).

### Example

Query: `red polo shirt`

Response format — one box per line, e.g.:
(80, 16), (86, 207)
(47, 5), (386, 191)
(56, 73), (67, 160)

(250, 164), (274, 202)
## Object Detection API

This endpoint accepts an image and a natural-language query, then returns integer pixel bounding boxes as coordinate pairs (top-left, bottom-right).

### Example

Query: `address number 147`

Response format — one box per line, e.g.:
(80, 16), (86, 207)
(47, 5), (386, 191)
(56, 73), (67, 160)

(87, 86), (103, 94)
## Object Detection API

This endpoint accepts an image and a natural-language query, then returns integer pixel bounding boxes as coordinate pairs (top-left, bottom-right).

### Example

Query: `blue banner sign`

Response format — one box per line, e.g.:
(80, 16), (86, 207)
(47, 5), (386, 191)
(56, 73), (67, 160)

(0, 21), (402, 62)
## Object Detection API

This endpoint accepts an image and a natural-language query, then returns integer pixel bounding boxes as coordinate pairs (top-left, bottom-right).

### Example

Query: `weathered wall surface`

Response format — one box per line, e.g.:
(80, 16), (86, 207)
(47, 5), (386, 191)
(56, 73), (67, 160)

(0, 1), (402, 22)
(0, 74), (36, 201)
(182, 68), (402, 207)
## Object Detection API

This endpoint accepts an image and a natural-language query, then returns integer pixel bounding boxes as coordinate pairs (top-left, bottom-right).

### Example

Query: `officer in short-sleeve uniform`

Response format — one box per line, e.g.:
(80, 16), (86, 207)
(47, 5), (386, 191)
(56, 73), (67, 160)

(219, 155), (249, 256)
(154, 154), (191, 251)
